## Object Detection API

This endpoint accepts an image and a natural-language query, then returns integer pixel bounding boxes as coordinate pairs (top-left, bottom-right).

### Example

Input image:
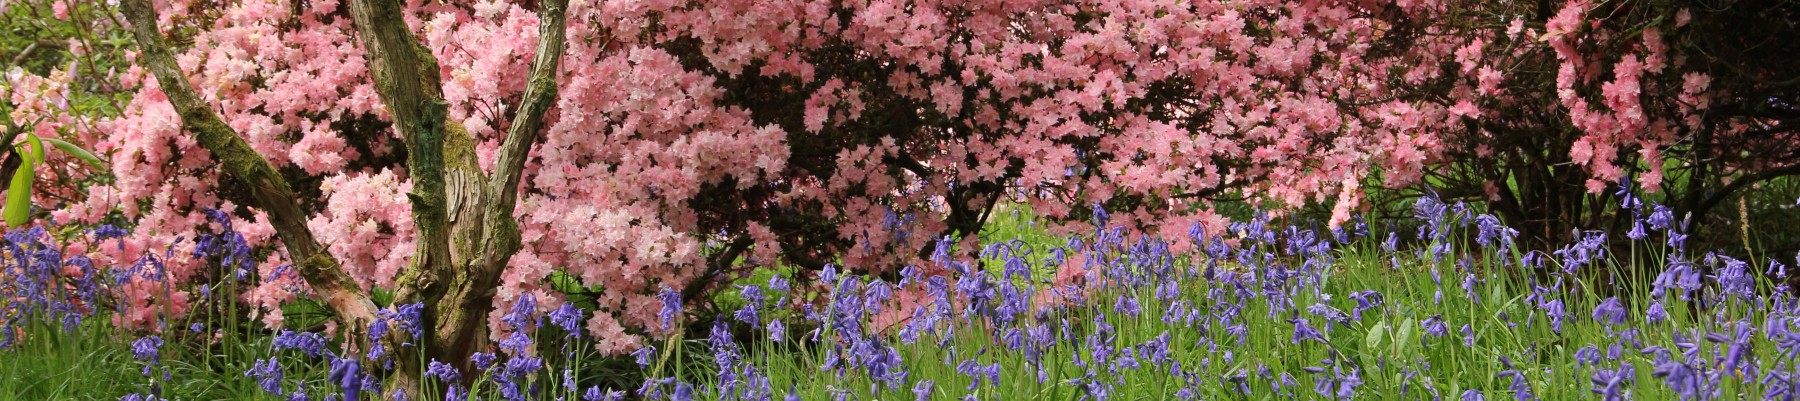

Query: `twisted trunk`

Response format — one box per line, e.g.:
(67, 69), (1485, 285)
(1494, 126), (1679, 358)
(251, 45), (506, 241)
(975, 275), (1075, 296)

(123, 0), (569, 394)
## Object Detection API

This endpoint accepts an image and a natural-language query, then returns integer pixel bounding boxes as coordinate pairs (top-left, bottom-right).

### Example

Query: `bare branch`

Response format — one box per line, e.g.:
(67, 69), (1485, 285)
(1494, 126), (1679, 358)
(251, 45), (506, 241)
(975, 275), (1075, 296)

(481, 0), (569, 262)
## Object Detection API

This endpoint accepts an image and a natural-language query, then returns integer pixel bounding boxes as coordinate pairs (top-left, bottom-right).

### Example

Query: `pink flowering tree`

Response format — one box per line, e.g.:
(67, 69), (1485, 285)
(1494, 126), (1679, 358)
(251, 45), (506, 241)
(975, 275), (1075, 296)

(1414, 1), (1800, 246)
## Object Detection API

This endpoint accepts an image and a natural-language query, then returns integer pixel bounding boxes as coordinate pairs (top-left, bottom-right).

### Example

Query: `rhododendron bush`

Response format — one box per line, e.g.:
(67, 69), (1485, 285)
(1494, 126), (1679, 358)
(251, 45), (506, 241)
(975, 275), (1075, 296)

(5, 0), (1795, 393)
(1418, 1), (1799, 244)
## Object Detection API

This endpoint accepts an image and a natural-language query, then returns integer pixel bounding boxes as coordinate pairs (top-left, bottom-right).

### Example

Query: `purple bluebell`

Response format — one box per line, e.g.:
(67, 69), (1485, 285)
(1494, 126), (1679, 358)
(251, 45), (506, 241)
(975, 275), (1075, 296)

(1290, 318), (1326, 344)
(1652, 359), (1703, 401)
(327, 357), (361, 400)
(1473, 214), (1517, 250)
(1308, 303), (1350, 326)
(1421, 315), (1448, 343)
(471, 352), (497, 371)
(1592, 297), (1627, 325)
(1461, 389), (1485, 401)
(1349, 290), (1382, 321)
(246, 358), (285, 395)
(657, 286), (683, 330)
(1589, 363), (1634, 401)
(1648, 204), (1675, 230)
(426, 359), (460, 382)
(549, 302), (585, 337)
(1497, 369), (1537, 400)
(596, 388), (626, 401)
(130, 336), (163, 363)
(1575, 344), (1602, 367)
(1543, 299), (1567, 333)
(1627, 220), (1648, 240)
(767, 318), (786, 342)
(1647, 301), (1668, 324)
(272, 330), (331, 358)
(391, 303), (426, 340)
(1461, 324), (1476, 347)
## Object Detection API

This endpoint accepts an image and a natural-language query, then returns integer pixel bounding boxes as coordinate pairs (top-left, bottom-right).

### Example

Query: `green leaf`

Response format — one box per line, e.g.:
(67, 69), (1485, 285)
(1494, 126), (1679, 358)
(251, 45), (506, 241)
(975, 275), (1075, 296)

(25, 133), (43, 164)
(1396, 317), (1417, 355)
(1365, 320), (1389, 351)
(42, 138), (106, 171)
(5, 155), (35, 227)
(280, 298), (333, 330)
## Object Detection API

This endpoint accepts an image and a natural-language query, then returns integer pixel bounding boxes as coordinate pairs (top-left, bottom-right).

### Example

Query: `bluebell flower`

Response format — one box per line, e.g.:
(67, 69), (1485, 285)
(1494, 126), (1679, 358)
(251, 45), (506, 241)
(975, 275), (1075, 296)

(1592, 297), (1627, 325)
(586, 387), (624, 401)
(1308, 303), (1350, 326)
(1543, 299), (1567, 333)
(1473, 214), (1517, 250)
(768, 318), (786, 342)
(501, 294), (539, 332)
(1589, 363), (1634, 401)
(1421, 315), (1448, 343)
(130, 336), (163, 363)
(1627, 220), (1648, 240)
(1648, 204), (1676, 230)
(1497, 369), (1537, 400)
(471, 352), (497, 371)
(1334, 367), (1364, 398)
(327, 358), (361, 401)
(1290, 318), (1326, 344)
(910, 378), (932, 401)
(1652, 359), (1703, 401)
(1716, 255), (1756, 299)
(1647, 301), (1668, 324)
(1575, 344), (1602, 367)
(426, 359), (460, 382)
(1461, 389), (1485, 401)
(1349, 290), (1382, 321)
(548, 302), (585, 337)
(658, 287), (683, 330)
(388, 302), (424, 338)
(272, 330), (331, 358)
(246, 357), (285, 395)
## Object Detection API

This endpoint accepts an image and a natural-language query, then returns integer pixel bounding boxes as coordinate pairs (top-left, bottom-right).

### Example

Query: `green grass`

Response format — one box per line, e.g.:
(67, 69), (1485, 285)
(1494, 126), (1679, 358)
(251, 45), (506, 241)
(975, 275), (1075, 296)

(0, 321), (142, 400)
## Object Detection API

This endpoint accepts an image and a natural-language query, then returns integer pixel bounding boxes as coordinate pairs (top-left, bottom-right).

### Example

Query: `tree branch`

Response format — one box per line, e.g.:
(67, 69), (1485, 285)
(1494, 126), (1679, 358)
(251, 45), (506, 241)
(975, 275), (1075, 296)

(119, 0), (379, 328)
(346, 0), (455, 300)
(1687, 164), (1800, 229)
(480, 0), (568, 268)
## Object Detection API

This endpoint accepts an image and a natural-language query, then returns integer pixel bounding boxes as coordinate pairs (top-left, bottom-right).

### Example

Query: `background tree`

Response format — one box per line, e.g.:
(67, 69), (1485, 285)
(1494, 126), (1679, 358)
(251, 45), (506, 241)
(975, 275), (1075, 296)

(1420, 0), (1799, 252)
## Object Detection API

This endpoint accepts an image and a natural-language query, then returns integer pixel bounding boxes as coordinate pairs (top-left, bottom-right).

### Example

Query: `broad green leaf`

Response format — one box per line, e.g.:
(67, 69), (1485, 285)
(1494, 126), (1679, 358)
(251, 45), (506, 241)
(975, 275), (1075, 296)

(43, 138), (106, 171)
(25, 133), (43, 164)
(1365, 320), (1389, 351)
(1396, 317), (1418, 355)
(5, 155), (35, 227)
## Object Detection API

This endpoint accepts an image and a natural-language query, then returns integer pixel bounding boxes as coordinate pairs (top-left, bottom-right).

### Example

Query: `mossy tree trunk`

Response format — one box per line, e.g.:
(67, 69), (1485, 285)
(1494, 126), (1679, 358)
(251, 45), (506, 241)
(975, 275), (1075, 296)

(122, 0), (569, 395)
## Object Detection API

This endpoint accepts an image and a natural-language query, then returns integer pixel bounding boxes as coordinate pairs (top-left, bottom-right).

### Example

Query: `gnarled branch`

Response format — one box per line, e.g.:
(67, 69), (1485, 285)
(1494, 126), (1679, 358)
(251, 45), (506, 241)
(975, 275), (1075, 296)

(119, 0), (379, 330)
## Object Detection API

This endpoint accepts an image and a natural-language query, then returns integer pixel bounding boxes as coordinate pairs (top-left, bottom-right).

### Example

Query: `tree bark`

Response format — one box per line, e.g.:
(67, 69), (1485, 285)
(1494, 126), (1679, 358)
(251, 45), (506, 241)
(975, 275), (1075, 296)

(126, 0), (570, 394)
(345, 0), (570, 390)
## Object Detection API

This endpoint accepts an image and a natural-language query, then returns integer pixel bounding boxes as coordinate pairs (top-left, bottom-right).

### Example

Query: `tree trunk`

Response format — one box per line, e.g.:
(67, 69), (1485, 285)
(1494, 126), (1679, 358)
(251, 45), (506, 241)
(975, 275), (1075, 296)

(124, 0), (569, 395)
